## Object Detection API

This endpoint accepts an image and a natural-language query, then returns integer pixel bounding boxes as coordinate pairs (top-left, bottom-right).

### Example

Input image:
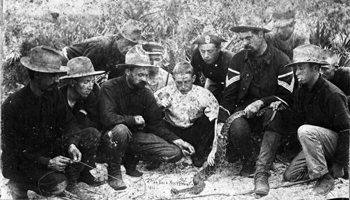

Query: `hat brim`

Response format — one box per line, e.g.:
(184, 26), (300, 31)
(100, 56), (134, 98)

(274, 19), (295, 28)
(230, 26), (271, 33)
(284, 61), (330, 68)
(118, 64), (158, 68)
(20, 57), (68, 73)
(60, 70), (105, 80)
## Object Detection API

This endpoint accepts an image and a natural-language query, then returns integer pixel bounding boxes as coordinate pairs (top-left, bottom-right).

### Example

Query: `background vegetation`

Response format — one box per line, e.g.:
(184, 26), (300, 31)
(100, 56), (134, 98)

(2, 0), (350, 96)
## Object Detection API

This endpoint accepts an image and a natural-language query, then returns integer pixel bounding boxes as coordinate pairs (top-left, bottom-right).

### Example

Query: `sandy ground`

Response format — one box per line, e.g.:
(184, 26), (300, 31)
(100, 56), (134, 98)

(0, 156), (348, 200)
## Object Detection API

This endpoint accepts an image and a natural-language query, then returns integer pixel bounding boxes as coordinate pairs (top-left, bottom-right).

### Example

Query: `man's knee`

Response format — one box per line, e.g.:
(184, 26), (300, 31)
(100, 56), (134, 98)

(229, 117), (250, 138)
(80, 127), (101, 149)
(108, 124), (131, 144)
(168, 146), (183, 163)
(297, 125), (315, 141)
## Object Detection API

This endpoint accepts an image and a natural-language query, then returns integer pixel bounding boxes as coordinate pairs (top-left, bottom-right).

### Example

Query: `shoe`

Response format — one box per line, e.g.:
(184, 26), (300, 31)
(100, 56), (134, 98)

(146, 162), (161, 170)
(66, 186), (94, 200)
(313, 173), (335, 195)
(240, 160), (255, 177)
(126, 168), (143, 177)
(78, 173), (105, 187)
(108, 176), (127, 191)
(254, 172), (270, 196)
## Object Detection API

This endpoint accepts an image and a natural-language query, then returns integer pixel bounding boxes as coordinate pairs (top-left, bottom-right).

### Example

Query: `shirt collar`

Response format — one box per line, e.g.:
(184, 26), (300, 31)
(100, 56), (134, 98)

(244, 43), (272, 64)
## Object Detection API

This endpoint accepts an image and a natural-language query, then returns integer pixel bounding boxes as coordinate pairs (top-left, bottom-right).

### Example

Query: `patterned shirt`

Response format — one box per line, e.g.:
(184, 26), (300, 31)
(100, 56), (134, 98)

(154, 85), (219, 128)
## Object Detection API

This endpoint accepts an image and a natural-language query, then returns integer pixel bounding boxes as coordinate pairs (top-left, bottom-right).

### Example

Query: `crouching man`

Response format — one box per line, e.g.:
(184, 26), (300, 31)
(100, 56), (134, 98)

(1, 46), (99, 199)
(99, 44), (190, 191)
(283, 44), (350, 195)
(154, 62), (219, 168)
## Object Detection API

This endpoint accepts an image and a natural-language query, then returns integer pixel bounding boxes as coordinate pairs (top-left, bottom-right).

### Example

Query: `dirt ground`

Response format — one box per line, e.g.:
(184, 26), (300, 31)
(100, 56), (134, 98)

(0, 156), (348, 200)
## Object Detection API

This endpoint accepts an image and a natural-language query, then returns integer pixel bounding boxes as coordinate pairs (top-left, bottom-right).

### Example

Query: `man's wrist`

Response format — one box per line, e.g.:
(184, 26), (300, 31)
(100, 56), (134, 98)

(68, 144), (77, 152)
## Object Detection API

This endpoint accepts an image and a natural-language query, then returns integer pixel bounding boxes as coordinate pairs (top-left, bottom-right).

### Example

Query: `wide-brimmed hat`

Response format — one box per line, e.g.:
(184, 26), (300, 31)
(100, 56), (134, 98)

(142, 42), (165, 55)
(285, 44), (330, 68)
(272, 10), (295, 28)
(119, 44), (158, 68)
(119, 19), (146, 43)
(20, 46), (68, 73)
(60, 57), (105, 79)
(230, 26), (271, 33)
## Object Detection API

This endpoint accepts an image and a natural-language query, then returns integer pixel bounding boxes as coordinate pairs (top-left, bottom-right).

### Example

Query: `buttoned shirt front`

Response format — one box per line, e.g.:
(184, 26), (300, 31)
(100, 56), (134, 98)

(154, 85), (219, 129)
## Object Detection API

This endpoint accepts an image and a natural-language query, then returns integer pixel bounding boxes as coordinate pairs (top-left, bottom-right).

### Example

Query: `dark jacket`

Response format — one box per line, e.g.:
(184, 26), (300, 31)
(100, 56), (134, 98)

(65, 35), (126, 75)
(99, 75), (180, 142)
(1, 84), (81, 180)
(60, 84), (101, 130)
(219, 44), (294, 122)
(294, 76), (350, 166)
(191, 50), (233, 86)
(329, 67), (350, 107)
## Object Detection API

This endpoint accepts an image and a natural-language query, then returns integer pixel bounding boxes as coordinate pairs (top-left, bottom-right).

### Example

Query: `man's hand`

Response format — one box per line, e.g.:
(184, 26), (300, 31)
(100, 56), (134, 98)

(68, 144), (82, 162)
(207, 149), (216, 166)
(244, 100), (264, 118)
(134, 115), (146, 130)
(269, 101), (287, 111)
(48, 156), (71, 172)
(159, 98), (171, 109)
(173, 139), (195, 156)
(216, 122), (225, 139)
(330, 162), (344, 179)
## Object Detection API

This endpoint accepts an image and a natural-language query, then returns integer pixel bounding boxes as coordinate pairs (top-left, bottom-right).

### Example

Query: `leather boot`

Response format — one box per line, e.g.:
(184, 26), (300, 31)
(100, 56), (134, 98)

(65, 163), (93, 200)
(108, 163), (127, 190)
(123, 153), (143, 177)
(7, 180), (29, 200)
(254, 131), (281, 196)
(254, 172), (269, 195)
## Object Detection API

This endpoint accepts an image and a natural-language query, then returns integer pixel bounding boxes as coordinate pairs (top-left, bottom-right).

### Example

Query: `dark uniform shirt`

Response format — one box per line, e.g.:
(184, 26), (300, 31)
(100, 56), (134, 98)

(99, 75), (179, 142)
(294, 76), (350, 166)
(191, 50), (233, 100)
(65, 35), (126, 76)
(1, 84), (80, 180)
(60, 84), (101, 130)
(328, 67), (350, 106)
(219, 44), (294, 122)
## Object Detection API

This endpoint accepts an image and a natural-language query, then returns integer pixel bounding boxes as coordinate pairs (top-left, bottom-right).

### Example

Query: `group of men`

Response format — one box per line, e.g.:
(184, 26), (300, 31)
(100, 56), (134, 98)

(2, 9), (349, 200)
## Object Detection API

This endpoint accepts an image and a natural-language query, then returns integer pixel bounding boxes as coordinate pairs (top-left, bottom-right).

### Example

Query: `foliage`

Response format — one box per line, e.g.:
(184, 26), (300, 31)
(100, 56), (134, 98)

(2, 0), (350, 95)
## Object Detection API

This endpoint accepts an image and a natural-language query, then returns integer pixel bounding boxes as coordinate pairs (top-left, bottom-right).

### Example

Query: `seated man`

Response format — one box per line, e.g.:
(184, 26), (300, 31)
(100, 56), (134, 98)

(98, 44), (192, 191)
(283, 44), (350, 195)
(319, 48), (350, 107)
(1, 46), (99, 199)
(154, 62), (219, 167)
(191, 34), (233, 101)
(217, 24), (294, 196)
(59, 56), (105, 186)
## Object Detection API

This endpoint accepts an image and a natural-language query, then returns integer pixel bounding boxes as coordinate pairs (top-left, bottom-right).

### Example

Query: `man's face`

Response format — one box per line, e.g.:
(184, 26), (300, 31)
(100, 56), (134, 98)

(294, 63), (319, 85)
(174, 73), (195, 94)
(275, 23), (294, 40)
(239, 31), (264, 54)
(37, 72), (60, 92)
(126, 67), (149, 89)
(74, 75), (95, 98)
(320, 57), (338, 80)
(198, 43), (220, 64)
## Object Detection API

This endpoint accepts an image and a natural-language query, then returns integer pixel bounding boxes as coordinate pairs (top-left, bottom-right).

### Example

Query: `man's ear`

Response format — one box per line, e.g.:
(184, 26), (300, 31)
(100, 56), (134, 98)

(258, 30), (264, 38)
(192, 74), (196, 83)
(125, 68), (131, 76)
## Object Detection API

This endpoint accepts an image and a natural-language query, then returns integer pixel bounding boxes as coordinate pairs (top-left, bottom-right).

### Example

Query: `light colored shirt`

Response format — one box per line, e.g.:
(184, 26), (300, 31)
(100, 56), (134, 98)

(154, 85), (219, 128)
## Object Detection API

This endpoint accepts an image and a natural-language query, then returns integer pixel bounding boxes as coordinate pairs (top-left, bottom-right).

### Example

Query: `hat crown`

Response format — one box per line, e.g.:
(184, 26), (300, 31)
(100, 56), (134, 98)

(20, 46), (68, 73)
(66, 57), (95, 77)
(125, 44), (153, 66)
(272, 10), (295, 21)
(293, 44), (324, 63)
(120, 19), (144, 43)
